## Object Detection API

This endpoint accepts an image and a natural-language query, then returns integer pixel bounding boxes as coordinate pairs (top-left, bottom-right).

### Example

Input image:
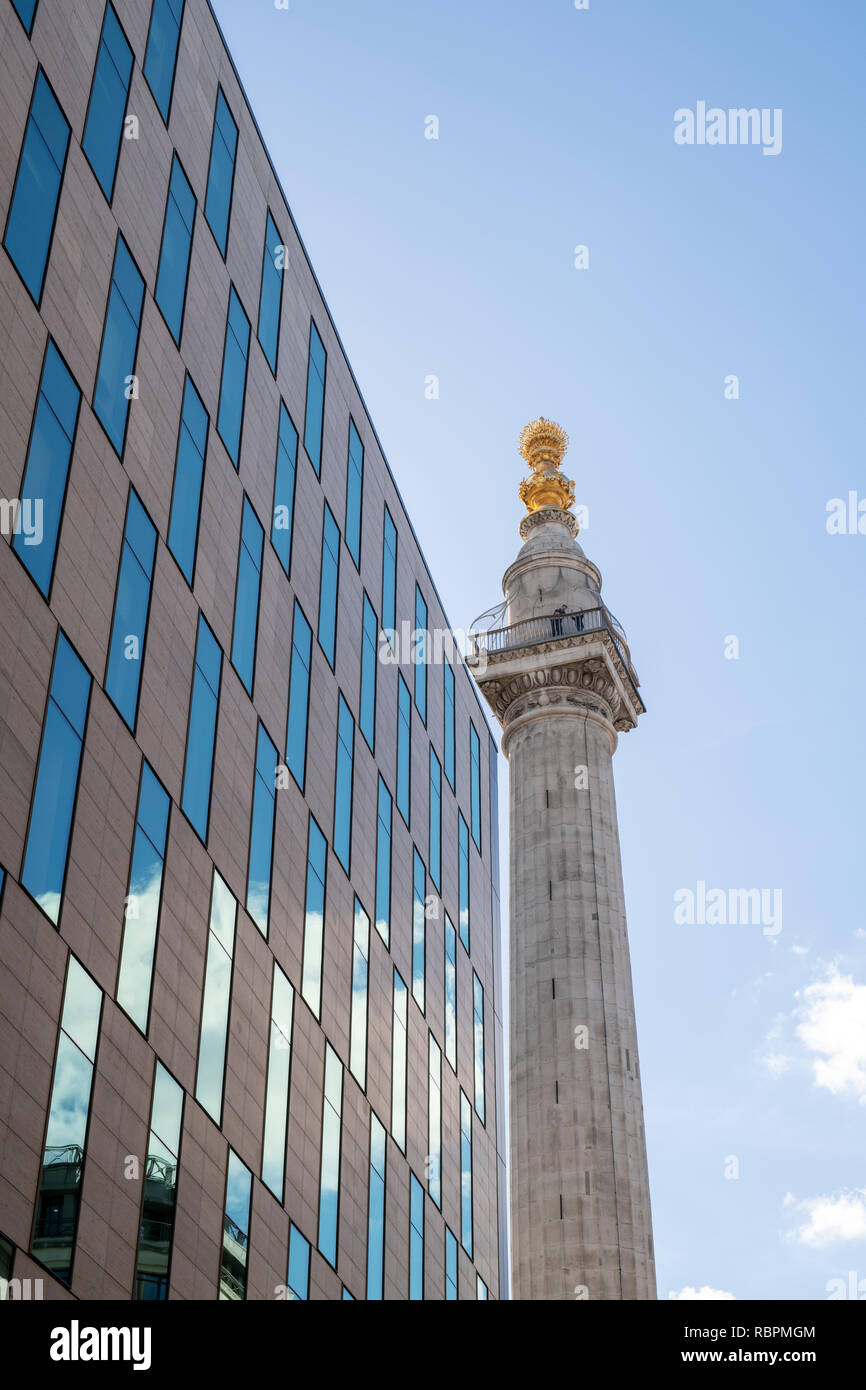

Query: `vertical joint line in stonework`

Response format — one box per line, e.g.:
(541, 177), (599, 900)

(584, 718), (625, 1299)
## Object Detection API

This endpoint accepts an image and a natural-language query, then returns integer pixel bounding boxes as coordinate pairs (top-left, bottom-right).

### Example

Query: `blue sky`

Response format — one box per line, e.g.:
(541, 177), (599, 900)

(211, 0), (866, 1299)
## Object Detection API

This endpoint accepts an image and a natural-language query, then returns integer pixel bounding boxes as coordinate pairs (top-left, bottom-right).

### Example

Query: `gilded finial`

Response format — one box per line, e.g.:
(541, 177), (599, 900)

(518, 418), (576, 516)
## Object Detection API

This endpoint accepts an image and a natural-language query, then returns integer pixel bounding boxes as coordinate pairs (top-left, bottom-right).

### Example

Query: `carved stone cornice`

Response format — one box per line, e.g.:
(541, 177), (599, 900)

(480, 657), (621, 730)
(518, 507), (579, 540)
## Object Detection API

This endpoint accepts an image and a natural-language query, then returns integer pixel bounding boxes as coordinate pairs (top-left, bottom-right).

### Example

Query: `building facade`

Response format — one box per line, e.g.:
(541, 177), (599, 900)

(471, 421), (655, 1300)
(0, 0), (506, 1300)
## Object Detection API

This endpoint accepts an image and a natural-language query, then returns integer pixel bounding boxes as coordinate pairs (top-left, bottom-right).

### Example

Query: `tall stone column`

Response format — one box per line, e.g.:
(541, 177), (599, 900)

(472, 420), (656, 1301)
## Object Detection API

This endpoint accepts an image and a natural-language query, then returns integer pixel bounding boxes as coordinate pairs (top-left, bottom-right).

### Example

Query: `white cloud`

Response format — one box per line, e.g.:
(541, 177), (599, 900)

(795, 972), (866, 1102)
(792, 945), (810, 956)
(668, 1285), (735, 1300)
(788, 1190), (866, 1248)
(763, 1051), (792, 1077)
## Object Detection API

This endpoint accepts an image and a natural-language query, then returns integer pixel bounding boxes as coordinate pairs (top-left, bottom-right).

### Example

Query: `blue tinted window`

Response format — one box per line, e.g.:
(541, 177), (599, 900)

(445, 1228), (457, 1300)
(391, 969), (407, 1151)
(349, 899), (369, 1089)
(366, 1115), (386, 1300)
(374, 776), (391, 947)
(117, 762), (170, 1031)
(460, 1091), (473, 1256)
(257, 211), (284, 374)
(443, 664), (455, 788)
(181, 615), (222, 842)
(82, 4), (133, 201)
(412, 849), (425, 1011)
(409, 1174), (424, 1300)
(220, 1150), (251, 1300)
(94, 234), (144, 456)
(345, 419), (363, 568)
(167, 374), (208, 585)
(470, 723), (482, 850)
(287, 1224), (309, 1300)
(318, 1046), (342, 1265)
(333, 695), (354, 874)
(196, 871), (236, 1123)
(396, 675), (411, 825)
(134, 1061), (183, 1299)
(358, 597), (378, 756)
(317, 503), (339, 667)
(301, 815), (327, 1018)
(272, 403), (297, 575)
(144, 0), (185, 123)
(155, 154), (195, 344)
(458, 812), (470, 952)
(382, 506), (397, 638)
(303, 320), (326, 475)
(262, 964), (294, 1201)
(231, 496), (263, 694)
(473, 972), (486, 1122)
(247, 722), (277, 936)
(204, 88), (237, 256)
(414, 586), (427, 722)
(444, 915), (457, 1069)
(21, 632), (91, 925)
(217, 286), (250, 468)
(12, 0), (39, 34)
(105, 489), (157, 730)
(428, 1034), (441, 1207)
(286, 601), (311, 791)
(3, 70), (69, 303)
(13, 339), (80, 596)
(428, 747), (441, 892)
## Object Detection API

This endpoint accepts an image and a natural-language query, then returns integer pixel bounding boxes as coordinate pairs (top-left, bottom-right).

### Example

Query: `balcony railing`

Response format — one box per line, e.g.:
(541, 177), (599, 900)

(467, 605), (632, 671)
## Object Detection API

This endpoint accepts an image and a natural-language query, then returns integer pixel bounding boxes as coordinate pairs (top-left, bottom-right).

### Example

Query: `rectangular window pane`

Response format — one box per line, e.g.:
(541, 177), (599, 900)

(374, 776), (391, 947)
(247, 722), (277, 936)
(134, 1061), (183, 1300)
(444, 915), (457, 1070)
(333, 694), (354, 874)
(317, 503), (340, 667)
(396, 674), (411, 826)
(21, 632), (91, 924)
(359, 594), (377, 752)
(414, 586), (427, 722)
(287, 1223), (309, 1299)
(382, 506), (397, 638)
(12, 338), (80, 596)
(366, 1114), (385, 1301)
(470, 723), (482, 851)
(31, 956), (102, 1282)
(349, 898), (369, 1089)
(412, 849), (426, 1012)
(3, 70), (70, 302)
(460, 1091), (473, 1257)
(143, 0), (185, 122)
(181, 615), (222, 842)
(409, 1173), (424, 1300)
(473, 972), (486, 1123)
(301, 816), (327, 1019)
(458, 812), (470, 953)
(12, 0), (39, 35)
(261, 964), (294, 1201)
(271, 403), (297, 575)
(195, 871), (236, 1124)
(303, 319), (326, 475)
(93, 234), (144, 456)
(428, 1034), (441, 1208)
(154, 153), (195, 344)
(257, 211), (284, 373)
(345, 418), (363, 568)
(477, 1274), (488, 1299)
(117, 761), (170, 1031)
(81, 4), (133, 200)
(167, 374), (208, 586)
(445, 1227), (457, 1300)
(391, 969), (407, 1151)
(217, 286), (250, 467)
(231, 496), (263, 694)
(204, 88), (237, 256)
(105, 488), (157, 730)
(318, 1045), (342, 1266)
(443, 663), (455, 789)
(286, 602), (311, 791)
(220, 1151), (251, 1300)
(428, 746), (441, 892)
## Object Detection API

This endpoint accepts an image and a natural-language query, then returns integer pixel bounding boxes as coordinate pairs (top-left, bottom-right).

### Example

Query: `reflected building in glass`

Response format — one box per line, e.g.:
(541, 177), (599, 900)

(0, 0), (506, 1300)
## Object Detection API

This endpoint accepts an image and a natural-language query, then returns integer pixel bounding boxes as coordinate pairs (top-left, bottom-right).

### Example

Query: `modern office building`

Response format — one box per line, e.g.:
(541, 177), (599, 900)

(0, 0), (506, 1300)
